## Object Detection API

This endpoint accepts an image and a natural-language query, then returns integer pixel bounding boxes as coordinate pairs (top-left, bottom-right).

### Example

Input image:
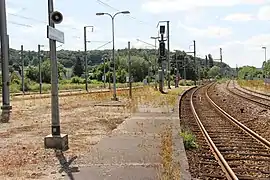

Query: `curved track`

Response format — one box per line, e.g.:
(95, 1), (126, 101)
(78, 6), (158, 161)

(181, 83), (270, 179)
(226, 80), (270, 109)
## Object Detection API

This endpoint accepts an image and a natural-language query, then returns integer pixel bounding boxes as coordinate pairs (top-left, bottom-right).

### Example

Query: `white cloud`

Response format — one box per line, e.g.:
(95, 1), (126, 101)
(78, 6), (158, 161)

(244, 34), (270, 47)
(223, 13), (254, 21)
(178, 22), (232, 38)
(257, 6), (270, 20)
(209, 33), (270, 68)
(142, 0), (266, 13)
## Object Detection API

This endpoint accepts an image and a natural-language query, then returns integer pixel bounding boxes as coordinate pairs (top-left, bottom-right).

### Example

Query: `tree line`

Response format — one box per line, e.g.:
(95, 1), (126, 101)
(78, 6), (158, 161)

(7, 47), (233, 86)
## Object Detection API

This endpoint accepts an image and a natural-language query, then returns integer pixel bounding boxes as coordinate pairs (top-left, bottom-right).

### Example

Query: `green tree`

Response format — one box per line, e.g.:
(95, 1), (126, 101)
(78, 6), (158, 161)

(73, 57), (84, 77)
(262, 60), (270, 78)
(238, 66), (261, 79)
(208, 66), (221, 78)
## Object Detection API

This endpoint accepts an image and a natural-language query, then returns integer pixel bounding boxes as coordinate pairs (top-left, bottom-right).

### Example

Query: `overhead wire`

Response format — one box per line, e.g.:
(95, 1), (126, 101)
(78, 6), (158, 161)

(96, 0), (153, 27)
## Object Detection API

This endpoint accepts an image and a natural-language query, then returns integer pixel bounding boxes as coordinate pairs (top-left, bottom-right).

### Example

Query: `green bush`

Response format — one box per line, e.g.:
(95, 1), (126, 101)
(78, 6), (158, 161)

(180, 131), (198, 150)
(71, 76), (85, 84)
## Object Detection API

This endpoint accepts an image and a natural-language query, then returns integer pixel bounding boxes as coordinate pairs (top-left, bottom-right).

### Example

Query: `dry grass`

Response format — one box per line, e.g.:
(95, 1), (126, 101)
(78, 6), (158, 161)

(0, 87), (146, 179)
(0, 86), (185, 180)
(238, 79), (270, 93)
(133, 87), (185, 109)
(158, 125), (180, 180)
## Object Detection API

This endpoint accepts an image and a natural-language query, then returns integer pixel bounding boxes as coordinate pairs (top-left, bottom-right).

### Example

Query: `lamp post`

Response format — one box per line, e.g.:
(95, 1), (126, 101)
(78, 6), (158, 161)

(96, 11), (130, 101)
(84, 26), (94, 92)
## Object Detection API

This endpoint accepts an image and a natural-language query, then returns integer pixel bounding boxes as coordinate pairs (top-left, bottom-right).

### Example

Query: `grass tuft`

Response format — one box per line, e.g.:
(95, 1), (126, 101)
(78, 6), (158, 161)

(180, 130), (198, 150)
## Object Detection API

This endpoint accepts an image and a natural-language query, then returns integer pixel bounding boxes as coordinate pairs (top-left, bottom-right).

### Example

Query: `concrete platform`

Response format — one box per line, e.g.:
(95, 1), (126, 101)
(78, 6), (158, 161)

(64, 92), (192, 180)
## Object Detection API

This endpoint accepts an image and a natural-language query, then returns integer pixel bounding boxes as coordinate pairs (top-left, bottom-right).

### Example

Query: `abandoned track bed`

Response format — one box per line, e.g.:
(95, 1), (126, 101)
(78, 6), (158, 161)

(181, 83), (270, 179)
(226, 80), (270, 109)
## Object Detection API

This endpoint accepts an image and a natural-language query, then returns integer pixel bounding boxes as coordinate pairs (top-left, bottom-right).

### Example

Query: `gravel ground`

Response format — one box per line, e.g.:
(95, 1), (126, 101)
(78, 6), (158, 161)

(0, 90), (134, 180)
(180, 87), (226, 180)
(0, 86), (184, 180)
(208, 81), (270, 142)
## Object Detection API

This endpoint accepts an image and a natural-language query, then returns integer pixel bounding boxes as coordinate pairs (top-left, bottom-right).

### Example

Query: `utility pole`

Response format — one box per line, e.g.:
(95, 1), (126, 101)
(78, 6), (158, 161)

(220, 48), (223, 63)
(262, 47), (267, 78)
(84, 26), (94, 92)
(167, 21), (171, 89)
(0, 0), (12, 122)
(150, 36), (159, 90)
(108, 57), (111, 90)
(184, 56), (187, 85)
(128, 41), (132, 98)
(103, 56), (106, 88)
(38, 44), (43, 94)
(48, 0), (60, 136)
(220, 48), (223, 77)
(44, 0), (69, 152)
(193, 40), (198, 85)
(21, 45), (25, 94)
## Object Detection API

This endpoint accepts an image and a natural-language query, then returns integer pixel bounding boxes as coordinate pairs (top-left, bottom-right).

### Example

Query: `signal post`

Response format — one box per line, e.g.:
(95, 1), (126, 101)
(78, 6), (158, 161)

(44, 0), (68, 151)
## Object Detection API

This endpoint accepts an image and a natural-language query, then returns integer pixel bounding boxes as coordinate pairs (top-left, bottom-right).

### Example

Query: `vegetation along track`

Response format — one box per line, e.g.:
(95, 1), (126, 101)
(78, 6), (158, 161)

(226, 80), (270, 109)
(181, 83), (270, 179)
(180, 85), (227, 179)
(2, 86), (144, 102)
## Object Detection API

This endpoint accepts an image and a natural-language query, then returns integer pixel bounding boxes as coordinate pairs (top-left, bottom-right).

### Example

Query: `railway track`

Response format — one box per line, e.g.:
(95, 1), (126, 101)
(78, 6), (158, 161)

(226, 80), (270, 109)
(2, 86), (145, 102)
(181, 83), (270, 179)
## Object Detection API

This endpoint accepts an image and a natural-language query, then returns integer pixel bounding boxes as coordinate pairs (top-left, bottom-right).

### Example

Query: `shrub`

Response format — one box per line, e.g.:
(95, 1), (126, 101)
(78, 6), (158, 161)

(180, 130), (198, 150)
(71, 76), (85, 84)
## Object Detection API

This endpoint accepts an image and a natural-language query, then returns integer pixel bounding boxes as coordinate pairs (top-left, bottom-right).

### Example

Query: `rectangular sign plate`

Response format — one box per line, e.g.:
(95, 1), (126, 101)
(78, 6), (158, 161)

(47, 26), (64, 43)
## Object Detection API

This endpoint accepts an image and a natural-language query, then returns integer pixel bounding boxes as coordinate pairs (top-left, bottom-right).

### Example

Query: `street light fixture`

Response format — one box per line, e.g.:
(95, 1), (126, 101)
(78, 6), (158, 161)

(96, 10), (130, 101)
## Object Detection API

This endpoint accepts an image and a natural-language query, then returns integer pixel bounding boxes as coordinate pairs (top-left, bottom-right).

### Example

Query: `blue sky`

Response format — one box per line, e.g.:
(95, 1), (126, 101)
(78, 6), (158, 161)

(5, 0), (270, 68)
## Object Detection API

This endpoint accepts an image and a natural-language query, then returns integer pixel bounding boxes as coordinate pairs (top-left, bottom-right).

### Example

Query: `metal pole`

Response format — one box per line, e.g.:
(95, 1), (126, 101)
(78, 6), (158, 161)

(0, 0), (12, 121)
(265, 48), (267, 64)
(193, 40), (196, 85)
(220, 47), (223, 77)
(184, 57), (187, 85)
(108, 57), (111, 90)
(48, 0), (60, 136)
(167, 21), (171, 89)
(265, 48), (267, 78)
(128, 41), (132, 98)
(154, 39), (157, 90)
(21, 45), (25, 94)
(103, 57), (106, 88)
(84, 26), (88, 92)
(38, 44), (42, 94)
(112, 16), (118, 101)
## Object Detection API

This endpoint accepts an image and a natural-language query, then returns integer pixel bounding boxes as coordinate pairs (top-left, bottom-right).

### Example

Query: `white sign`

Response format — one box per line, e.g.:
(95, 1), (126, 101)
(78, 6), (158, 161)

(143, 79), (147, 85)
(126, 76), (129, 83)
(264, 78), (270, 84)
(47, 26), (65, 43)
(102, 75), (106, 81)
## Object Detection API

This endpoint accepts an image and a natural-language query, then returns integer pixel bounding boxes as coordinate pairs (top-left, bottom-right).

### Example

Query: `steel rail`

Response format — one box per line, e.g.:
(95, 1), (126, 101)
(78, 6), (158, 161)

(240, 83), (270, 97)
(190, 83), (238, 180)
(226, 80), (270, 108)
(207, 82), (270, 149)
(232, 80), (270, 101)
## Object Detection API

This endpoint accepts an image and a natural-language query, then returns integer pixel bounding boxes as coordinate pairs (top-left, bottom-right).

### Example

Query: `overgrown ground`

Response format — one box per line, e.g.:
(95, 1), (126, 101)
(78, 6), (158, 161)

(238, 79), (270, 93)
(0, 86), (186, 180)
